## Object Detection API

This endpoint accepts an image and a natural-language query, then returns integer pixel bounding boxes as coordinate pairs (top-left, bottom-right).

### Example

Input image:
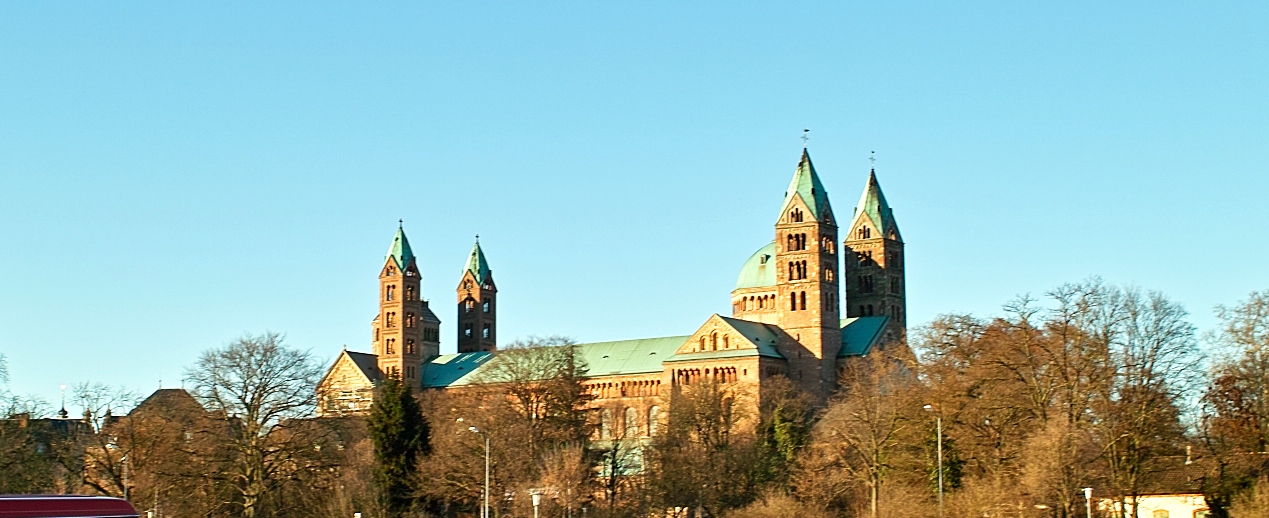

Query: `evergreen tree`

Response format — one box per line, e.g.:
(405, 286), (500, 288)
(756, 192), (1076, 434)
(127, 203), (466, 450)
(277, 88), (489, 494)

(368, 375), (431, 517)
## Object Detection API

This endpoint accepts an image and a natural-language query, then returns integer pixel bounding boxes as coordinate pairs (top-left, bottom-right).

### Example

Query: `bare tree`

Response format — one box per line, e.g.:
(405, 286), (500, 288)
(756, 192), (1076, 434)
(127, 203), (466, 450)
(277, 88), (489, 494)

(184, 332), (326, 518)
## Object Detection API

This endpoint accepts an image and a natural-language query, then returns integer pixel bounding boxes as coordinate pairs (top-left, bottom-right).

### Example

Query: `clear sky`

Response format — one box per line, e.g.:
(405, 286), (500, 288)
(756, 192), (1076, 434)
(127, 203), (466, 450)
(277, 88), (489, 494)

(2, 3), (1266, 409)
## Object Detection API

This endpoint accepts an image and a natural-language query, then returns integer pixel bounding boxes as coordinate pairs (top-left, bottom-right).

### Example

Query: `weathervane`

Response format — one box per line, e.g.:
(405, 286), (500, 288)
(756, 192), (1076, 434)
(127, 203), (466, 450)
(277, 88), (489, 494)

(802, 129), (810, 148)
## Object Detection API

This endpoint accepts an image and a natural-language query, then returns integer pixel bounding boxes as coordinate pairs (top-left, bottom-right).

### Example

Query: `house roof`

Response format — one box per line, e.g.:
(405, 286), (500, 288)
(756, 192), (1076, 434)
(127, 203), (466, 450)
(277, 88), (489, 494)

(735, 241), (777, 290)
(420, 335), (691, 388)
(840, 316), (889, 357)
(131, 388), (206, 416)
(345, 350), (382, 382)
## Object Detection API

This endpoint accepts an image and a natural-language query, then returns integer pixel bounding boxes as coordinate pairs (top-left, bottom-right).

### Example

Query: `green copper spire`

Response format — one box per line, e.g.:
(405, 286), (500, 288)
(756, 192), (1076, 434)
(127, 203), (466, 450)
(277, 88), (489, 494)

(851, 170), (901, 240)
(464, 238), (491, 284)
(779, 149), (832, 222)
(386, 222), (415, 269)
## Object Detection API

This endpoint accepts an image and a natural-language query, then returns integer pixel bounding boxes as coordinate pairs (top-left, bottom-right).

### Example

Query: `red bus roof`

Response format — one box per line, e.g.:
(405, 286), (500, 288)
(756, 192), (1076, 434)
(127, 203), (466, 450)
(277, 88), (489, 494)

(0, 496), (139, 518)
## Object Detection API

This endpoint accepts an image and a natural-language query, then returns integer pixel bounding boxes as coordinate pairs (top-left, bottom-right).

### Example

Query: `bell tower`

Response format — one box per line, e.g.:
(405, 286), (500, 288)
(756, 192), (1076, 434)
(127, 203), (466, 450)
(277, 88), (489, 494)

(843, 169), (906, 343)
(774, 149), (841, 397)
(456, 238), (497, 353)
(372, 223), (440, 385)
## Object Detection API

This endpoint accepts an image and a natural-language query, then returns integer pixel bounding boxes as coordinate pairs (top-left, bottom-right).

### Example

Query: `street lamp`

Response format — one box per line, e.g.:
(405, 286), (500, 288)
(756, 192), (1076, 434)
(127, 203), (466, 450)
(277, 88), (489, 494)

(1083, 487), (1093, 518)
(459, 420), (490, 518)
(530, 490), (542, 518)
(923, 405), (943, 518)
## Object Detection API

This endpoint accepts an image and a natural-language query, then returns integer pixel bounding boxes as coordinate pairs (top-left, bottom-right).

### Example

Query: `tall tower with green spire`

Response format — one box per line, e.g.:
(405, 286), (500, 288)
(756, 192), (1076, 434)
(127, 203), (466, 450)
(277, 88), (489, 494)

(456, 238), (497, 353)
(373, 224), (441, 384)
(774, 149), (841, 398)
(843, 168), (906, 342)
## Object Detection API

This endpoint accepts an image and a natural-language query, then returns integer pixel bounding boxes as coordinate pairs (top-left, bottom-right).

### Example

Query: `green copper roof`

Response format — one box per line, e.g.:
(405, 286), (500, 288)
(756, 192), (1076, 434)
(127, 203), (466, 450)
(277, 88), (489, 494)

(386, 226), (415, 270)
(464, 240), (492, 284)
(420, 336), (690, 388)
(779, 149), (832, 222)
(839, 316), (889, 357)
(735, 241), (777, 290)
(851, 171), (901, 240)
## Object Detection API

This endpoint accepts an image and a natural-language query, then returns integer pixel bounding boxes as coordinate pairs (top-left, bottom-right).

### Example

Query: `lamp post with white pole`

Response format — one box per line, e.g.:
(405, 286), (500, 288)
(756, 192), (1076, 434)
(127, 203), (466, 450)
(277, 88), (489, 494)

(466, 426), (490, 518)
(1083, 487), (1093, 518)
(923, 405), (943, 518)
(531, 490), (542, 518)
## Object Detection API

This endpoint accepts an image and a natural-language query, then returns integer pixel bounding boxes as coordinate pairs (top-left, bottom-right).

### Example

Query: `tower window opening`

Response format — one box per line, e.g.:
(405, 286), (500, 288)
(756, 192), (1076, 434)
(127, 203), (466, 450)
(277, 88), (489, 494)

(826, 268), (834, 282)
(800, 291), (807, 310)
(790, 292), (798, 311)
(464, 324), (473, 337)
(482, 301), (490, 313)
(723, 335), (730, 349)
(406, 339), (415, 354)
(710, 332), (718, 351)
(386, 339), (396, 354)
(482, 324), (490, 339)
(405, 312), (415, 328)
(386, 312), (396, 328)
(857, 227), (871, 239)
(405, 285), (416, 300)
(891, 276), (900, 294)
(385, 285), (396, 301)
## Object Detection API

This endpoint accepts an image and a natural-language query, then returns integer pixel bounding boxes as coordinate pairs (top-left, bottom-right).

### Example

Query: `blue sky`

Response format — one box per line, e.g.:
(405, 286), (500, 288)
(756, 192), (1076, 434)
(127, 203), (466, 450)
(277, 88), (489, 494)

(2, 3), (1266, 409)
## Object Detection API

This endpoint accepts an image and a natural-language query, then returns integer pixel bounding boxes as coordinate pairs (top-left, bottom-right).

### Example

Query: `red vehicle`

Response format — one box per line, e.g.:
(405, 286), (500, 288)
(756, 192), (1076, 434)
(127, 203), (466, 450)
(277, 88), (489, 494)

(0, 496), (139, 518)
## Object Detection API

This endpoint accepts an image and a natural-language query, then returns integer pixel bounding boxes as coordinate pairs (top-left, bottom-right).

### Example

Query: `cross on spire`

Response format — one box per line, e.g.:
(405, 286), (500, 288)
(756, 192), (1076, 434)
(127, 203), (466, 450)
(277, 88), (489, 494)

(398, 219), (403, 229)
(869, 150), (876, 170)
(802, 129), (810, 149)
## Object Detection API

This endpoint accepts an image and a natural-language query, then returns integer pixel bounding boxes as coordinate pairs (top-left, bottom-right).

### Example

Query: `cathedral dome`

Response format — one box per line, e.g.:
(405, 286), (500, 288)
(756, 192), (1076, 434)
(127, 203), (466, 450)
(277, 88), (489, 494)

(735, 241), (777, 290)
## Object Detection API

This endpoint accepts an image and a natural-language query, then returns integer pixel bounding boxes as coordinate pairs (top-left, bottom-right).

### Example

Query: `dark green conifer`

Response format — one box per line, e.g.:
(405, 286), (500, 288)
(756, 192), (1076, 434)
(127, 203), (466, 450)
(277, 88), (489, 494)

(368, 375), (431, 517)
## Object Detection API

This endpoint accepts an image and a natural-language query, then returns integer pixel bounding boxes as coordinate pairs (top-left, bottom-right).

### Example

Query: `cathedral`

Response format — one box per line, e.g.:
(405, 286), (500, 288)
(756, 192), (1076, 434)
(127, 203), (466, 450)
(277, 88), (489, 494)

(316, 148), (907, 428)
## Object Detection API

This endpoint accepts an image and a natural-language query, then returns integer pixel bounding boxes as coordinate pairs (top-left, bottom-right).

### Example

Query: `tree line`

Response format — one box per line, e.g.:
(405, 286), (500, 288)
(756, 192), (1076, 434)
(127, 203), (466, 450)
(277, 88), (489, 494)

(3, 281), (1269, 517)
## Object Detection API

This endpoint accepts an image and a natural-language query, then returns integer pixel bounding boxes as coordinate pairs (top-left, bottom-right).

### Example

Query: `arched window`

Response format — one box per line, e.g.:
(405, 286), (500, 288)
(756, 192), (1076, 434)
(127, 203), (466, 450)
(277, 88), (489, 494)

(464, 324), (473, 337)
(465, 299), (474, 312)
(648, 406), (660, 436)
(405, 285), (416, 300)
(697, 337), (705, 352)
(710, 332), (718, 350)
(482, 324), (491, 339)
(406, 339), (415, 354)
(375, 328), (380, 341)
(385, 285), (396, 301)
(800, 291), (807, 310)
(386, 339), (395, 354)
(600, 409), (613, 440)
(825, 268), (834, 282)
(790, 292), (797, 311)
(406, 312), (415, 328)
(625, 407), (639, 437)
(386, 313), (395, 328)
(723, 335), (730, 349)
(483, 301), (491, 313)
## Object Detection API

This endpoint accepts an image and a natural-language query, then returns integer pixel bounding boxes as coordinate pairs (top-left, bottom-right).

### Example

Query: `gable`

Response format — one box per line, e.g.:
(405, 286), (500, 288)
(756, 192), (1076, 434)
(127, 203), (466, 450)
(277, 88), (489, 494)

(669, 314), (784, 361)
(319, 350), (379, 392)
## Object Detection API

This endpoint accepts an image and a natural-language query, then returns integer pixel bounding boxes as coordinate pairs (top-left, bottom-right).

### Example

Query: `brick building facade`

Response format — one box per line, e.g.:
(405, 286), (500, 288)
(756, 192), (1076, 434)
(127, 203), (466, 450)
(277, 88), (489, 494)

(317, 148), (906, 423)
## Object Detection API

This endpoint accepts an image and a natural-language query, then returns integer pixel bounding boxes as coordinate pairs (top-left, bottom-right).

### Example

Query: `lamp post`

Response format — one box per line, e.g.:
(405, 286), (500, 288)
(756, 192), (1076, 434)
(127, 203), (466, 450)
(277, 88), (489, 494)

(463, 424), (490, 518)
(1083, 487), (1093, 518)
(531, 490), (542, 518)
(923, 405), (943, 518)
